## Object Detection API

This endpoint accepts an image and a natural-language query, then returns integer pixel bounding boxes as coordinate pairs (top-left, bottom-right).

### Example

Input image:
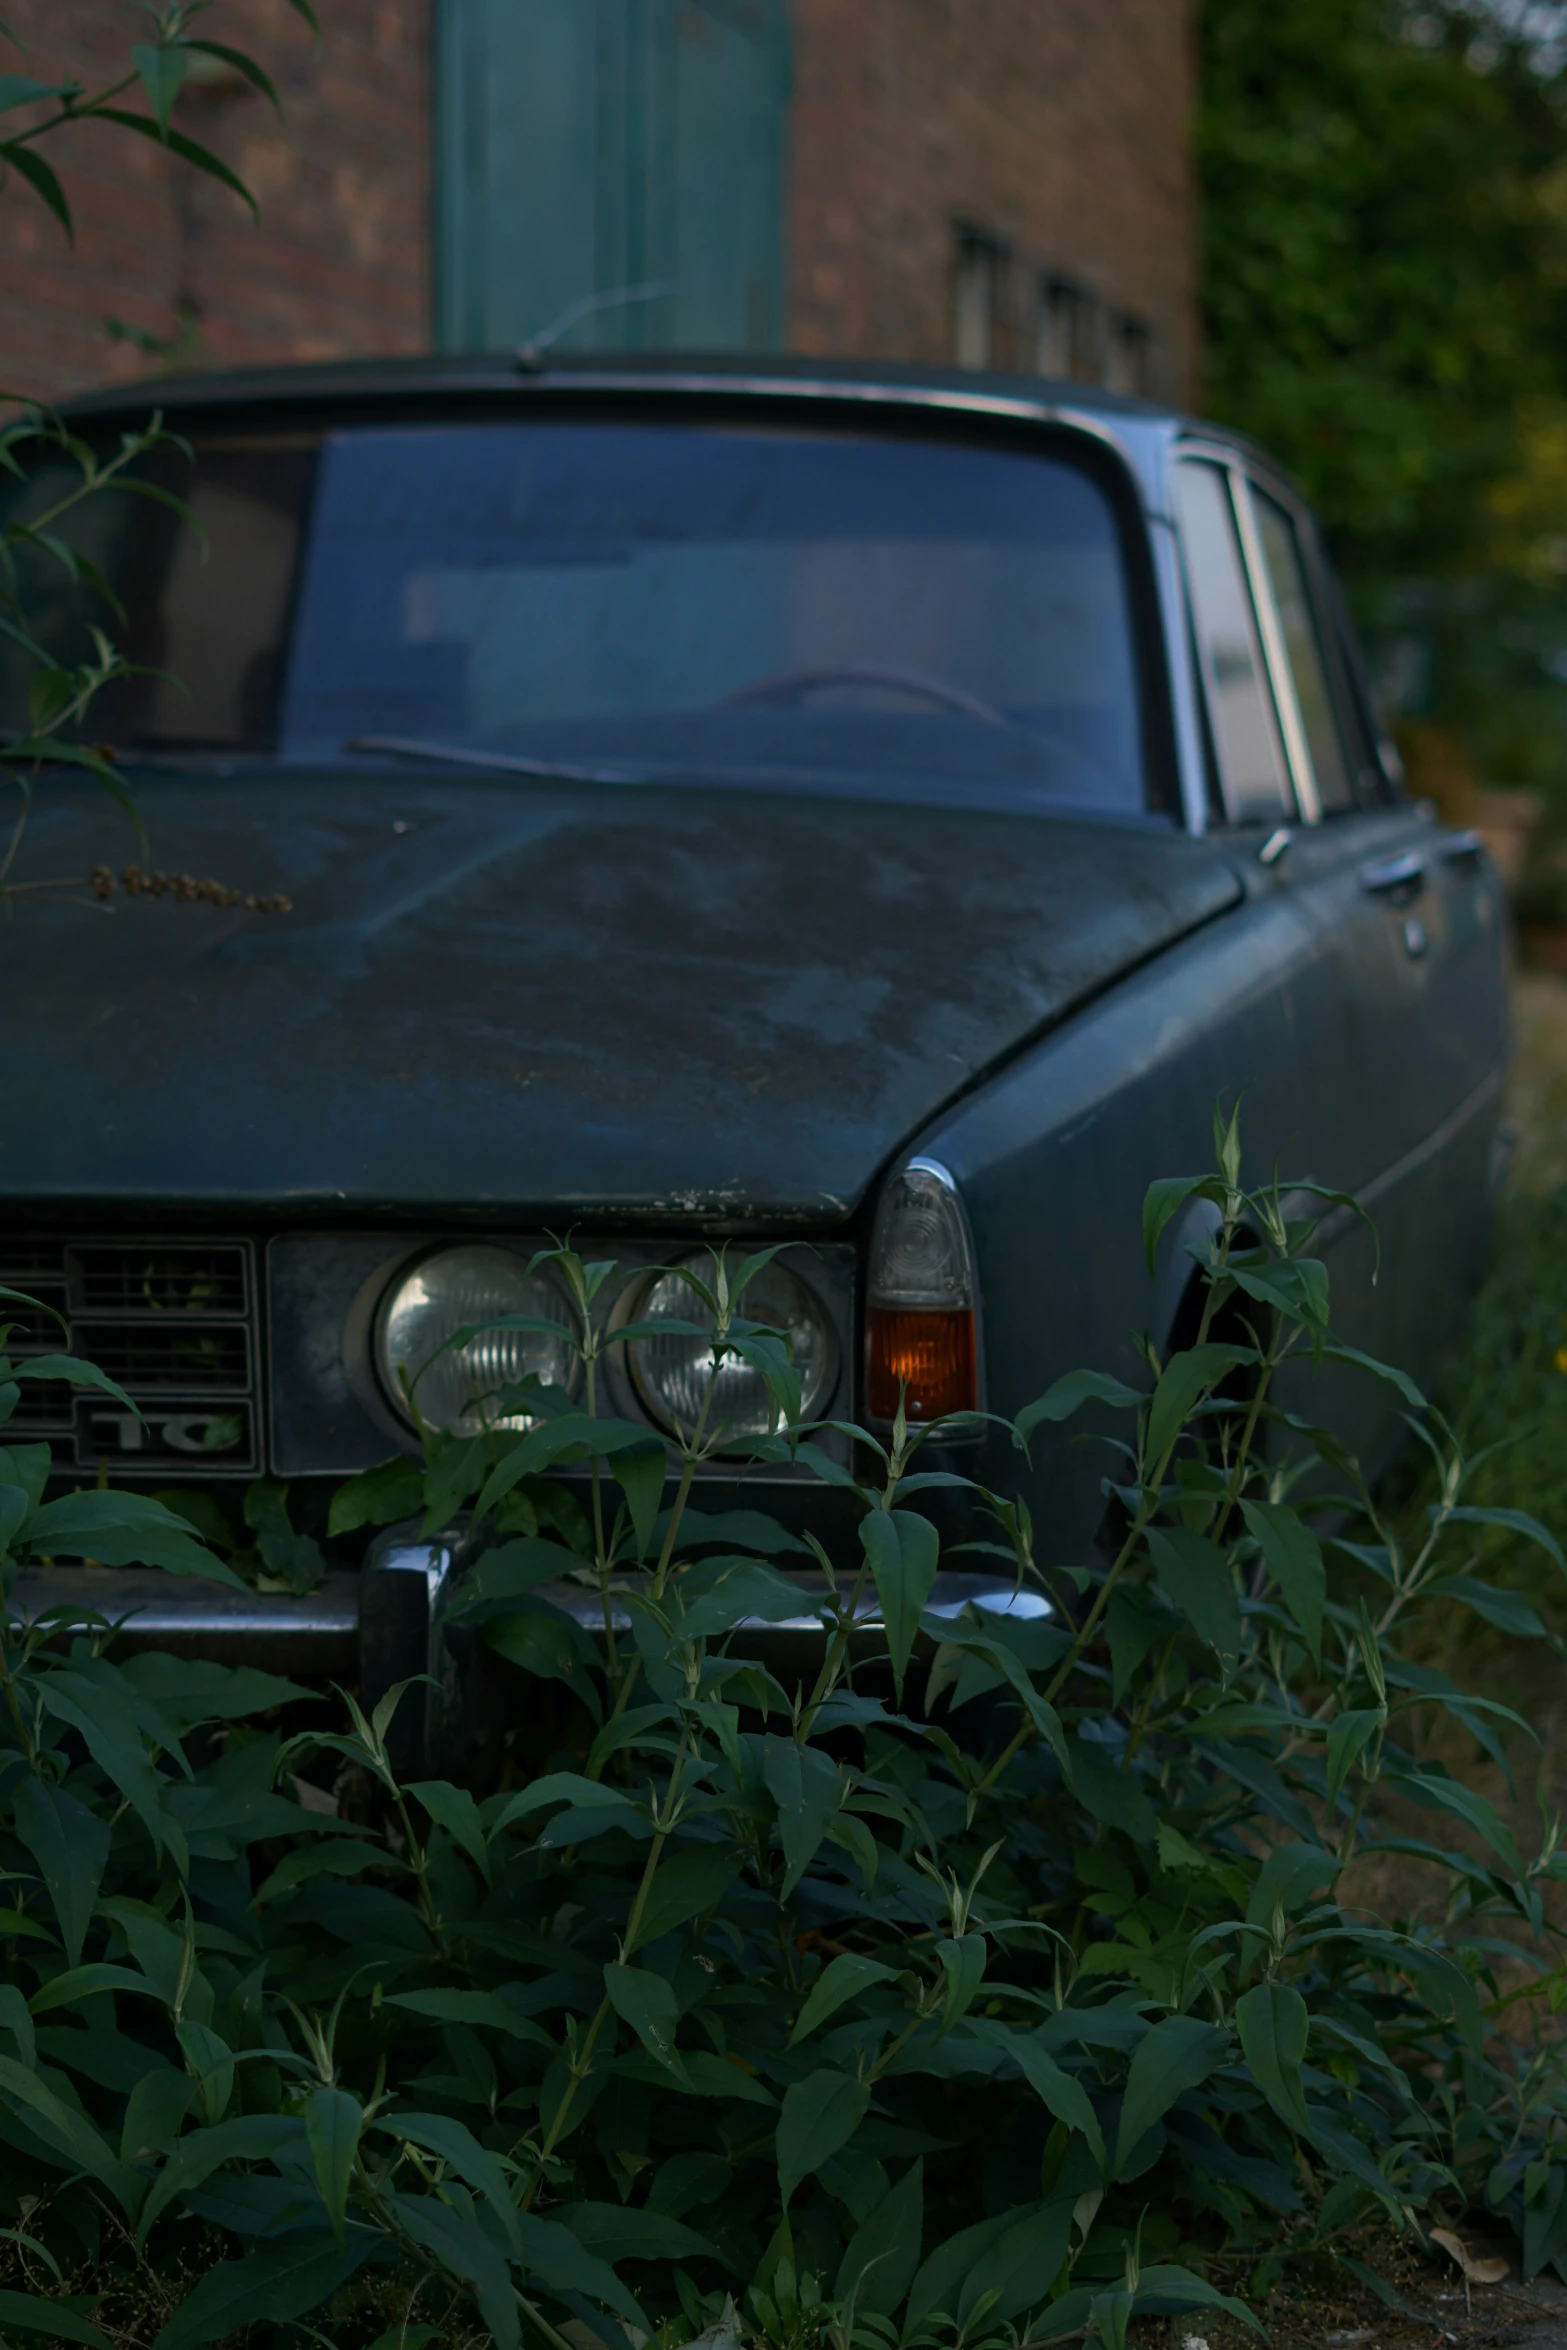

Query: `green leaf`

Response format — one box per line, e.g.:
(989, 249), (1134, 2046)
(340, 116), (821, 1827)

(13, 1776), (109, 1968)
(24, 1490), (241, 1583)
(388, 2193), (518, 2350)
(761, 1736), (846, 1899)
(471, 1411), (652, 1523)
(120, 2066), (191, 2165)
(1067, 1735), (1158, 1844)
(0, 1984), (33, 2067)
(304, 2086), (361, 2243)
(978, 2199), (1077, 2324)
(184, 40), (281, 110)
(554, 2201), (718, 2262)
(1142, 1175), (1218, 1274)
(0, 2291), (112, 2347)
(1424, 1575), (1545, 1636)
(30, 1963), (156, 2014)
(152, 2235), (373, 2350)
(137, 2116), (301, 2243)
(90, 109), (258, 216)
(790, 1952), (898, 2046)
(1319, 1344), (1425, 1409)
(9, 1353), (139, 1416)
(1239, 1499), (1324, 1664)
(907, 2210), (1017, 2331)
(252, 1839), (390, 1904)
(382, 1988), (551, 2047)
(131, 43), (189, 136)
(1145, 1344), (1253, 1469)
(176, 2019), (234, 2128)
(1244, 1841), (1340, 1927)
(408, 1779), (490, 1883)
(927, 1624), (1071, 1772)
(512, 2207), (648, 2329)
(418, 1432), (486, 1535)
(1146, 1526), (1240, 1669)
(33, 1681), (166, 1855)
(1235, 1980), (1311, 2136)
(0, 2053), (130, 2209)
(378, 2110), (525, 2261)
(776, 2069), (871, 2204)
(673, 1557), (817, 1643)
(0, 76), (73, 112)
(1392, 1769), (1523, 1877)
(628, 1842), (740, 1947)
(975, 2025), (1104, 2169)
(860, 1508), (940, 1695)
(937, 1934), (987, 2031)
(604, 1962), (688, 2079)
(1113, 2015), (1230, 2174)
(482, 1604), (603, 1722)
(0, 140), (70, 238)
(835, 2156), (924, 2315)
(1014, 1369), (1142, 1446)
(1445, 1504), (1566, 1576)
(611, 1439), (667, 1560)
(489, 1771), (637, 1836)
(327, 1455), (424, 1537)
(1325, 1708), (1385, 1807)
(1229, 1254), (1329, 1333)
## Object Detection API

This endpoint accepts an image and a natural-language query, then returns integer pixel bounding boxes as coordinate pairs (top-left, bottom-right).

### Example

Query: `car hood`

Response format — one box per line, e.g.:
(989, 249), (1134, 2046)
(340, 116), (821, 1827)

(3, 770), (1242, 1219)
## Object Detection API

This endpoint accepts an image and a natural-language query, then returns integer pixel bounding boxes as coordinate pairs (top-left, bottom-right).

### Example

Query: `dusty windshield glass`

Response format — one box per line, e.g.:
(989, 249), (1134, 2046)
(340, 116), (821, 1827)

(3, 417), (1149, 810)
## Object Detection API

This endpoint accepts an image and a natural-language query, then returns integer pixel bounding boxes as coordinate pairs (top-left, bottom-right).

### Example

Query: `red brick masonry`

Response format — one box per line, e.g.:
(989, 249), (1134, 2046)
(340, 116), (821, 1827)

(0, 0), (429, 403)
(2, 1), (1193, 405)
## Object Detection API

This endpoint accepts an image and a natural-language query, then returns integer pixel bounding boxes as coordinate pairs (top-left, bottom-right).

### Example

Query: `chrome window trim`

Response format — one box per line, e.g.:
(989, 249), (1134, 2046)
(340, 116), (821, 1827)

(1148, 510), (1212, 835)
(1227, 471), (1323, 825)
(1167, 437), (1325, 828)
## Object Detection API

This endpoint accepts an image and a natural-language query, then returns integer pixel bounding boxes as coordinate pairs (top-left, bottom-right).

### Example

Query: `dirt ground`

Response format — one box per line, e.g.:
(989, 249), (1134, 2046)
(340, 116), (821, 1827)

(1186, 2238), (1567, 2350)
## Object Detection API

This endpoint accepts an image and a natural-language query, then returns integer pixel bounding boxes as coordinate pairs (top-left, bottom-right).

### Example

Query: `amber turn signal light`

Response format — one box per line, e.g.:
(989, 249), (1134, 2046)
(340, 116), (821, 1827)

(866, 1305), (977, 1422)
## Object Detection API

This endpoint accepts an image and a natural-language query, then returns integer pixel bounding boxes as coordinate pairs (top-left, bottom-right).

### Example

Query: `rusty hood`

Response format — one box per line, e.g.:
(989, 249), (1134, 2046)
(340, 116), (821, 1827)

(2, 769), (1242, 1219)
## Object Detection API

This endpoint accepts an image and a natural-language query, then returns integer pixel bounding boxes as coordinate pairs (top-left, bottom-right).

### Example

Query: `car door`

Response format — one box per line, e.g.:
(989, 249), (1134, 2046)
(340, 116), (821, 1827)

(1172, 444), (1507, 1434)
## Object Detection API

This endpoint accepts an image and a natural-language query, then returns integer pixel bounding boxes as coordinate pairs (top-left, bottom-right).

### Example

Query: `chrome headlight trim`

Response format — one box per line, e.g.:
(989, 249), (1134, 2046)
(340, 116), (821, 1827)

(619, 1248), (839, 1447)
(372, 1241), (578, 1436)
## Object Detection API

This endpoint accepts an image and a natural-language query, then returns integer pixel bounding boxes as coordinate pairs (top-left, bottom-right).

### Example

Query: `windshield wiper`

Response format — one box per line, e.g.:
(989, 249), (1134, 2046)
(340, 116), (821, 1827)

(344, 735), (649, 786)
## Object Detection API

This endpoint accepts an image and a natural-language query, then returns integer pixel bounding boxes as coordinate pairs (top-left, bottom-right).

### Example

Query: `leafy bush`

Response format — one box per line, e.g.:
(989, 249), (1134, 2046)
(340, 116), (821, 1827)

(3, 1112), (1567, 2350)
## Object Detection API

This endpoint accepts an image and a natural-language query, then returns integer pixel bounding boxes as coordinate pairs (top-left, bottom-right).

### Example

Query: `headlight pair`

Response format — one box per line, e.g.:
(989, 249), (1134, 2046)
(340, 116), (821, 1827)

(374, 1245), (835, 1444)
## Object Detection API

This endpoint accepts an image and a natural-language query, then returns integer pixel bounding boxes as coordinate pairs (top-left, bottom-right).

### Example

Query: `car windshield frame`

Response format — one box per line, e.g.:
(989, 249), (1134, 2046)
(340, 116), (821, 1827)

(11, 389), (1183, 822)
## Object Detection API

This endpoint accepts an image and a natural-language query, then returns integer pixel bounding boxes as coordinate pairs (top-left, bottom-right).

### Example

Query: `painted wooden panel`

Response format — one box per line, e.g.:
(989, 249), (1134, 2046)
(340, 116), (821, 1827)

(434, 0), (789, 355)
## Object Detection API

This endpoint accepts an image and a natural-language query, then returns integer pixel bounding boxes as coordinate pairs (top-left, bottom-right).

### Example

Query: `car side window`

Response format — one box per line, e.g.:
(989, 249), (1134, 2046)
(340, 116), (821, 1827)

(1247, 486), (1354, 815)
(1172, 458), (1291, 821)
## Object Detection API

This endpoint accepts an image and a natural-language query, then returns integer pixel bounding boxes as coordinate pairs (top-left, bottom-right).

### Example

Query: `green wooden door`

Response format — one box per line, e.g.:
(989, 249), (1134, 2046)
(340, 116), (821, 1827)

(434, 0), (790, 355)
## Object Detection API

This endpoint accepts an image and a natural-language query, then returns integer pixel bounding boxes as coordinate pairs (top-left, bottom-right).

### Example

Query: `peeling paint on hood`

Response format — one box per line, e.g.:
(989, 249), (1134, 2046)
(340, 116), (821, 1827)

(2, 770), (1242, 1220)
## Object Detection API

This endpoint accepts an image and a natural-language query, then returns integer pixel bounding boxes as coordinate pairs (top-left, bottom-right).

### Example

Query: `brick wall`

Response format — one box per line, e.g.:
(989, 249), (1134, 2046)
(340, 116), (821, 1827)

(0, 0), (429, 403)
(4, 1), (1195, 408)
(787, 0), (1199, 403)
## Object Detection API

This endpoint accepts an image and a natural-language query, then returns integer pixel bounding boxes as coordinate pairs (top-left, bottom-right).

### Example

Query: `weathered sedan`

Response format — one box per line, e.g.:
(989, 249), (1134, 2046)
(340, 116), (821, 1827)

(1, 354), (1508, 1679)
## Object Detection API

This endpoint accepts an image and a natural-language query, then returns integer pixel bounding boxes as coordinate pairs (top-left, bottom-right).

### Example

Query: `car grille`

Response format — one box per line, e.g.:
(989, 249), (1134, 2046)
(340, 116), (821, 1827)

(0, 1237), (260, 1476)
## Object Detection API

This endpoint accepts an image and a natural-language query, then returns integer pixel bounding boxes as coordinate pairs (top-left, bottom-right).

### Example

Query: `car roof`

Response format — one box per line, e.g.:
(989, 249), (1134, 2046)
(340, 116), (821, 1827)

(61, 347), (1206, 436)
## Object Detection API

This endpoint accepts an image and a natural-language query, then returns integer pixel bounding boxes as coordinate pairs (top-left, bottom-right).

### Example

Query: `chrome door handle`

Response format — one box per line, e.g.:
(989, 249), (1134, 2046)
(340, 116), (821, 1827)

(1438, 827), (1486, 870)
(1360, 850), (1427, 899)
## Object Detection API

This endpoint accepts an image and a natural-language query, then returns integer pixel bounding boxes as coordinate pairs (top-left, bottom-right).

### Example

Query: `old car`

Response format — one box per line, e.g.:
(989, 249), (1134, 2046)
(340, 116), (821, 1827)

(0, 352), (1508, 1713)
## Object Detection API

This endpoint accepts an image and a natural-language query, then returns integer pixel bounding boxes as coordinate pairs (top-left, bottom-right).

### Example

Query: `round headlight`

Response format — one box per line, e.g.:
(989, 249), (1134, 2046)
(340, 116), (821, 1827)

(626, 1253), (835, 1444)
(375, 1245), (577, 1436)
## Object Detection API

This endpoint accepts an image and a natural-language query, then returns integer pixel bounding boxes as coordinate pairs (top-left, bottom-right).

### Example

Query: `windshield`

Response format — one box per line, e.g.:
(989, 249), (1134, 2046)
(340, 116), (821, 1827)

(2, 416), (1151, 810)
